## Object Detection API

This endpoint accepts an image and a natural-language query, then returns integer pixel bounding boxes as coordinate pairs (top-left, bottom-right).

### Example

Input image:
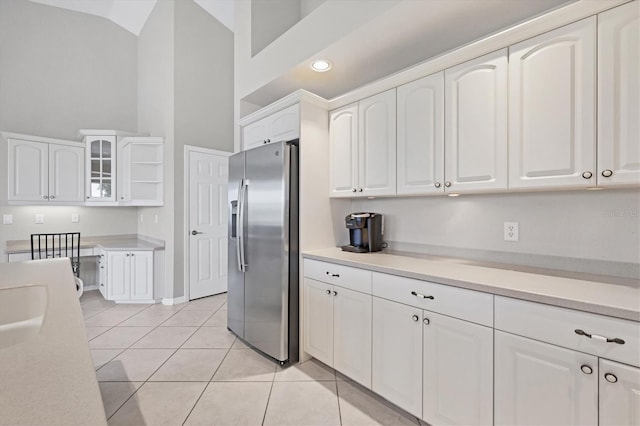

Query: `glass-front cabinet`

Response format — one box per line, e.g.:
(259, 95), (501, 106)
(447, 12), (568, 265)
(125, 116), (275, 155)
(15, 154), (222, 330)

(87, 136), (116, 202)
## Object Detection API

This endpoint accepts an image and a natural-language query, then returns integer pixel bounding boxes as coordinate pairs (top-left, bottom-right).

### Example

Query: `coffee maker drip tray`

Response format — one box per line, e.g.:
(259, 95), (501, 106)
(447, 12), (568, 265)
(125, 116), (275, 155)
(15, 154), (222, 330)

(341, 244), (370, 253)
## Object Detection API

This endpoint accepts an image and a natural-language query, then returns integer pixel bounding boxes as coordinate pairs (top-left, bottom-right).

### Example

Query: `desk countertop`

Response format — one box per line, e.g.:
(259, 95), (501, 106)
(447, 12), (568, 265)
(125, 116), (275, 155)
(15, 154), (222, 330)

(303, 247), (640, 322)
(0, 259), (107, 425)
(6, 234), (164, 254)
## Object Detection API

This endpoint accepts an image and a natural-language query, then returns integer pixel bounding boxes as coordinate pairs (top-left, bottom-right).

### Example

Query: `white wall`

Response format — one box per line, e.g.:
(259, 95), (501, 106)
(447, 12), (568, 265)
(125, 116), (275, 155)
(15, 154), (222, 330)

(351, 189), (640, 275)
(251, 0), (301, 56)
(0, 0), (137, 140)
(0, 0), (139, 264)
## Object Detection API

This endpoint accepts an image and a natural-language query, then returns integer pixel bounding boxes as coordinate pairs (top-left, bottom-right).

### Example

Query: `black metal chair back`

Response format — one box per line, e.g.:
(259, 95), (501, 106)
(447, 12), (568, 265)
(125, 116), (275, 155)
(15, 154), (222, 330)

(30, 232), (81, 278)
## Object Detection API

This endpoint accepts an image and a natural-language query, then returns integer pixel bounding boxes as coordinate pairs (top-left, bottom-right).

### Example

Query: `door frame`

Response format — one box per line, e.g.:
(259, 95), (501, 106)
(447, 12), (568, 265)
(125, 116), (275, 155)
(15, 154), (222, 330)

(183, 145), (232, 302)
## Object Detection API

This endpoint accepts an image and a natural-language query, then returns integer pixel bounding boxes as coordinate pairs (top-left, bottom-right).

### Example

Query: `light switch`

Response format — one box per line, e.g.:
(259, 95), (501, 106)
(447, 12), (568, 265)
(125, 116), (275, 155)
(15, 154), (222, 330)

(3, 214), (13, 225)
(71, 213), (79, 223)
(35, 214), (45, 224)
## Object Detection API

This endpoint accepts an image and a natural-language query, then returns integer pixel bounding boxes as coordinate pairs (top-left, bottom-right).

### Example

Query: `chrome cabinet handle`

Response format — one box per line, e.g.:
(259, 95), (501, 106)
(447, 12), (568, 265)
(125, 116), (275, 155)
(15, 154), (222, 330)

(191, 230), (203, 235)
(601, 169), (613, 178)
(411, 291), (434, 300)
(582, 171), (593, 179)
(412, 315), (419, 322)
(580, 365), (593, 375)
(333, 290), (338, 296)
(131, 253), (135, 256)
(423, 318), (430, 325)
(126, 253), (130, 257)
(604, 373), (618, 383)
(434, 182), (441, 188)
(49, 195), (55, 199)
(574, 329), (625, 345)
(444, 181), (452, 188)
(325, 289), (331, 295)
(325, 272), (340, 278)
(358, 188), (363, 192)
(352, 188), (357, 192)
(43, 195), (49, 199)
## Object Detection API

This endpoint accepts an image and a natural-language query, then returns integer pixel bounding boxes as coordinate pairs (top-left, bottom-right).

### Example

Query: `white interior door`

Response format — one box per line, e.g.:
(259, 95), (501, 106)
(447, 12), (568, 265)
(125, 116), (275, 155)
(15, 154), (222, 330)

(188, 149), (229, 300)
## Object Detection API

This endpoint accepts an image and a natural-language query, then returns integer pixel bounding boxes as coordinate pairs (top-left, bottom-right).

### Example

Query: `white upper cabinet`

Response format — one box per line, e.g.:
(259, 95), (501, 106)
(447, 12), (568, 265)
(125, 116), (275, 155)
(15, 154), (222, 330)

(330, 90), (396, 197)
(329, 104), (359, 197)
(242, 104), (300, 151)
(85, 135), (117, 202)
(48, 143), (84, 202)
(117, 137), (164, 206)
(7, 135), (84, 204)
(397, 72), (445, 195)
(445, 49), (508, 193)
(598, 2), (640, 187)
(509, 17), (596, 189)
(358, 89), (397, 196)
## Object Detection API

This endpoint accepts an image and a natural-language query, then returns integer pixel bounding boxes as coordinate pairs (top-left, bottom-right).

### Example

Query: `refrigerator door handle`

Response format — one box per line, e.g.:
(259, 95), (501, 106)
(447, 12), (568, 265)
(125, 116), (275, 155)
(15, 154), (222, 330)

(238, 179), (249, 272)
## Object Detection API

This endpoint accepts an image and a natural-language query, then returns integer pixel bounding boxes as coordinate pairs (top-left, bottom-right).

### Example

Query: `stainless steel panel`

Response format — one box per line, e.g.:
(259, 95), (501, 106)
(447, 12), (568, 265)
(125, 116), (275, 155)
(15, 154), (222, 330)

(244, 141), (292, 361)
(227, 152), (245, 338)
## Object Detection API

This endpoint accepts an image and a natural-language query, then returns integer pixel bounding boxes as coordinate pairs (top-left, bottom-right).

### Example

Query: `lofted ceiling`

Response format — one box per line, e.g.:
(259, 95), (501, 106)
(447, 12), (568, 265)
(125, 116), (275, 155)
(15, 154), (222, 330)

(28, 0), (235, 35)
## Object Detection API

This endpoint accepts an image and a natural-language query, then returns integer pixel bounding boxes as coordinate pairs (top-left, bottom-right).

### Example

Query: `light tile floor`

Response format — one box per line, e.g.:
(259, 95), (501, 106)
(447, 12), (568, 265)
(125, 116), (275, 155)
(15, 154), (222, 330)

(81, 290), (421, 426)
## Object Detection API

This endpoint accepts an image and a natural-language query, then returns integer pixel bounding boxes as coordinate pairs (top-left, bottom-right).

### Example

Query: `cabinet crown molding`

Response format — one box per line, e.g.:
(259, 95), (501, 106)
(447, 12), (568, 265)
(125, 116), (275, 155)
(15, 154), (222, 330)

(239, 89), (328, 127)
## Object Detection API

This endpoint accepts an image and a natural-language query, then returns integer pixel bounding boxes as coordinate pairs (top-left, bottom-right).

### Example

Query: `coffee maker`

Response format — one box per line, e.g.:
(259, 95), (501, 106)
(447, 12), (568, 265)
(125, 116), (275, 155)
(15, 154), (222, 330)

(341, 212), (384, 253)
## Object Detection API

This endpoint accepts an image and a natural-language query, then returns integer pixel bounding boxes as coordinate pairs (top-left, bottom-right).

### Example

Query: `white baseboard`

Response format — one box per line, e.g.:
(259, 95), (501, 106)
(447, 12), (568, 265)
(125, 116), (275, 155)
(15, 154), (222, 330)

(162, 296), (187, 305)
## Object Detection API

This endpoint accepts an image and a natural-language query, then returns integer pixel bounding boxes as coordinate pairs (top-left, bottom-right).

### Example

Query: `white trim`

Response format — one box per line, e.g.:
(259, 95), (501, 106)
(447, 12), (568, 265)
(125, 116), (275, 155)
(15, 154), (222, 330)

(183, 145), (232, 302)
(327, 0), (630, 110)
(1, 131), (84, 147)
(76, 129), (141, 140)
(162, 296), (187, 305)
(239, 89), (328, 125)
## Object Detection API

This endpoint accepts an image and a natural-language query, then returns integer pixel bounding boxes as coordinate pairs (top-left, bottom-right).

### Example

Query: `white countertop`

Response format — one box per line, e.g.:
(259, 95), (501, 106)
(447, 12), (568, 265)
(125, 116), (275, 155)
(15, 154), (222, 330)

(0, 259), (107, 425)
(303, 248), (640, 322)
(6, 234), (164, 255)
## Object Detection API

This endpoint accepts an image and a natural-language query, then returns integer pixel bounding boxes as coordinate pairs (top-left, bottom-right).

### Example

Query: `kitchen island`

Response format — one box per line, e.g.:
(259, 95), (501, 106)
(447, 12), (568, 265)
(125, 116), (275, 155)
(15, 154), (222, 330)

(0, 259), (107, 425)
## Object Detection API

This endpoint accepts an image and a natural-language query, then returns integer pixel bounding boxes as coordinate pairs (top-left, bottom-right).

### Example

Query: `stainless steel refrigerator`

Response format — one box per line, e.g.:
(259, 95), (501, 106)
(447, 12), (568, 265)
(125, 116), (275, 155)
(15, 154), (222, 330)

(227, 139), (299, 366)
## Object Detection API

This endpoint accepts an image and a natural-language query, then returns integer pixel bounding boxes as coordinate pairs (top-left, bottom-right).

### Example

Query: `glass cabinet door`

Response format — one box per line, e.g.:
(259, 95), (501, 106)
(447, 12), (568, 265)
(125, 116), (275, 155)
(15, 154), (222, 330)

(86, 136), (116, 201)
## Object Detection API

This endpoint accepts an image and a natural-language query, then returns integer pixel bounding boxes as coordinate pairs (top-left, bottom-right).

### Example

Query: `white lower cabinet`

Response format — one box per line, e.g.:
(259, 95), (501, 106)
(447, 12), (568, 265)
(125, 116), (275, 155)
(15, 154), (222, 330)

(105, 250), (154, 302)
(423, 311), (493, 425)
(495, 331), (598, 425)
(372, 297), (423, 417)
(303, 277), (372, 387)
(599, 359), (640, 426)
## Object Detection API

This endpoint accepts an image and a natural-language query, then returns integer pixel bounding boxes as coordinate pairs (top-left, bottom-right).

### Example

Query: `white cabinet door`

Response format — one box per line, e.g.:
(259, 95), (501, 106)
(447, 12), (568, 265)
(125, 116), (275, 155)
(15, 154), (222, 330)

(130, 251), (154, 301)
(358, 89), (397, 196)
(49, 143), (84, 203)
(268, 104), (300, 143)
(445, 49), (508, 193)
(333, 287), (372, 388)
(86, 136), (116, 202)
(397, 72), (445, 195)
(422, 311), (493, 426)
(242, 118), (269, 151)
(329, 104), (359, 197)
(8, 139), (48, 202)
(495, 331), (598, 426)
(303, 278), (334, 366)
(598, 3), (640, 187)
(599, 359), (640, 426)
(372, 297), (422, 417)
(509, 17), (596, 189)
(106, 251), (129, 301)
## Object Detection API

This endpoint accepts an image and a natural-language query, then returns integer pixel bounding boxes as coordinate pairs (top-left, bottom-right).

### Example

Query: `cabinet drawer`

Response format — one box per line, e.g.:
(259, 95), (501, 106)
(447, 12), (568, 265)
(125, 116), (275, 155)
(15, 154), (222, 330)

(303, 259), (372, 294)
(495, 296), (640, 367)
(372, 272), (493, 326)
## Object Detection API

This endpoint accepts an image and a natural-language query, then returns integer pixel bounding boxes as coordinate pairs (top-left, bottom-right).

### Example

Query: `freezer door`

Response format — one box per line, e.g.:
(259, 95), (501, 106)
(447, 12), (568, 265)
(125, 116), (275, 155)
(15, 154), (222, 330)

(244, 141), (293, 361)
(227, 152), (245, 338)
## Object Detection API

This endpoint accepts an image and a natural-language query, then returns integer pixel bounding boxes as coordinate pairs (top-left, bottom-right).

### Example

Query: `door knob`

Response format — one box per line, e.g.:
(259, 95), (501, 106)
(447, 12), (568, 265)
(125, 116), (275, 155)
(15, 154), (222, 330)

(191, 230), (203, 235)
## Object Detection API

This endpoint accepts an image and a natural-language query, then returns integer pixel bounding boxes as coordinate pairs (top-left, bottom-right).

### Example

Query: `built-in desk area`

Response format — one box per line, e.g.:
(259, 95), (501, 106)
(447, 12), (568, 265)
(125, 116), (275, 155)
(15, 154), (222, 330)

(6, 235), (165, 303)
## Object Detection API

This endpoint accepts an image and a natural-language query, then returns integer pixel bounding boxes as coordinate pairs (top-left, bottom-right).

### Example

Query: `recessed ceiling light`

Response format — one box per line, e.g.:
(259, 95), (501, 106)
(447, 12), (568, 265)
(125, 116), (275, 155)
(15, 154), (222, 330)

(311, 59), (332, 72)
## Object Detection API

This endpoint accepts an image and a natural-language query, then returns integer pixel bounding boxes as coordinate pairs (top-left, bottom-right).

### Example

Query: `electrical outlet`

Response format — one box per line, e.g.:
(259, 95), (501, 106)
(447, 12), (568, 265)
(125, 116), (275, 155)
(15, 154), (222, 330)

(35, 214), (45, 224)
(71, 213), (79, 223)
(504, 222), (519, 242)
(3, 214), (13, 225)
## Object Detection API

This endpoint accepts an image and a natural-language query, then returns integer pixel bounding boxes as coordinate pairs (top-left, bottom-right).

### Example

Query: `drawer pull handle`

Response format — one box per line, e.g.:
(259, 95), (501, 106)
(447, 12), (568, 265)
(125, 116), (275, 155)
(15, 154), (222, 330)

(411, 291), (434, 300)
(326, 272), (340, 277)
(574, 329), (625, 345)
